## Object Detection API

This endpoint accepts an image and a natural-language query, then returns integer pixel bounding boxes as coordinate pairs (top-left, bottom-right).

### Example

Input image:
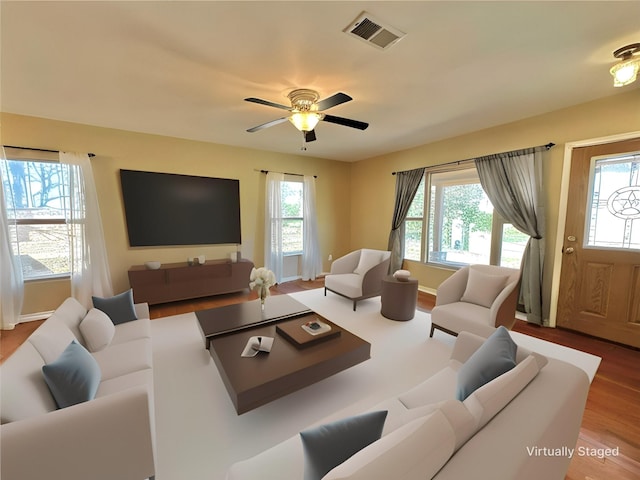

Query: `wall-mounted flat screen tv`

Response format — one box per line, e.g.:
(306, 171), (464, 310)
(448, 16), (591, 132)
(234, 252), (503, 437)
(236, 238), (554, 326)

(120, 169), (241, 247)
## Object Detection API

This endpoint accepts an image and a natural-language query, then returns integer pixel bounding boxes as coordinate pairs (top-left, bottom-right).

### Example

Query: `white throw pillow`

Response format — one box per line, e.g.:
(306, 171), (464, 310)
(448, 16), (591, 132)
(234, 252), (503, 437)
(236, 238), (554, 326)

(79, 308), (116, 352)
(460, 268), (509, 308)
(322, 410), (456, 480)
(463, 353), (547, 430)
(353, 250), (383, 276)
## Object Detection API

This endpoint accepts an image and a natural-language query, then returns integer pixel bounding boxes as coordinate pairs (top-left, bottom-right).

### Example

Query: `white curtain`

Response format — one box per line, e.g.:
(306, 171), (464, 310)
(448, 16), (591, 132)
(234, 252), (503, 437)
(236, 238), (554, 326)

(264, 172), (284, 283)
(0, 149), (24, 329)
(61, 152), (113, 308)
(301, 175), (322, 280)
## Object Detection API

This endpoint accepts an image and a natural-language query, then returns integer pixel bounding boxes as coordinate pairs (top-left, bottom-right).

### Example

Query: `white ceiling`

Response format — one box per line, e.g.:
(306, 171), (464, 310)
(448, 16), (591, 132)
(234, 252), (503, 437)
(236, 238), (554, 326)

(2, 1), (639, 162)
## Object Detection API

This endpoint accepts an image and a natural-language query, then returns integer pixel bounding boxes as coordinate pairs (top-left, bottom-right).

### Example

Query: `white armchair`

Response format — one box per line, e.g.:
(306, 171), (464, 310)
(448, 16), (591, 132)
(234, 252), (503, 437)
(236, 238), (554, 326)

(430, 264), (521, 338)
(324, 249), (391, 311)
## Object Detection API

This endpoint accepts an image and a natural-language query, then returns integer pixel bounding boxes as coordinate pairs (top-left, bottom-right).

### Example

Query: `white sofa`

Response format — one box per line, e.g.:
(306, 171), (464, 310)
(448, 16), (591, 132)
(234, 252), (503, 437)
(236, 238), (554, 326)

(0, 297), (156, 480)
(226, 330), (590, 480)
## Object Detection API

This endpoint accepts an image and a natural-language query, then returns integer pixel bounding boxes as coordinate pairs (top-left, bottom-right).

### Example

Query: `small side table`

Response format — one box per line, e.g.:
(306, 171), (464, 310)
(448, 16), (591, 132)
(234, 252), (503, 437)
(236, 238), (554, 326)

(380, 275), (418, 321)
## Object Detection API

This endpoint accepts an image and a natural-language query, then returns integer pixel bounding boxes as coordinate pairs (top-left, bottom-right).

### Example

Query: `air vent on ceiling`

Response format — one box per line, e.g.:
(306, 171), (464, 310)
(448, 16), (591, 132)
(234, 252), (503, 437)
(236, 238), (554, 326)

(344, 12), (406, 50)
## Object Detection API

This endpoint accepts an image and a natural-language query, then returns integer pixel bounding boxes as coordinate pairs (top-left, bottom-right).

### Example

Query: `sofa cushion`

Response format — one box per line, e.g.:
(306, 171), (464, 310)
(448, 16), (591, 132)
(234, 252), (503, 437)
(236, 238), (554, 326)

(91, 337), (153, 381)
(96, 368), (153, 398)
(111, 318), (152, 345)
(300, 410), (387, 480)
(325, 273), (363, 298)
(323, 410), (456, 480)
(92, 289), (138, 325)
(464, 353), (547, 430)
(460, 268), (508, 308)
(42, 340), (101, 409)
(456, 326), (517, 401)
(353, 249), (382, 276)
(0, 342), (58, 423)
(46, 297), (88, 343)
(398, 361), (460, 409)
(79, 308), (115, 352)
(28, 318), (78, 364)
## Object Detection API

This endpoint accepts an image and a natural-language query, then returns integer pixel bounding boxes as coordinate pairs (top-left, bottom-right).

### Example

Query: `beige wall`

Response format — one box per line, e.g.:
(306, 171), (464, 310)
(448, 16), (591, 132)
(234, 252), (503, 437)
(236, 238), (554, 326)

(1, 113), (352, 314)
(3, 88), (639, 319)
(349, 88), (640, 322)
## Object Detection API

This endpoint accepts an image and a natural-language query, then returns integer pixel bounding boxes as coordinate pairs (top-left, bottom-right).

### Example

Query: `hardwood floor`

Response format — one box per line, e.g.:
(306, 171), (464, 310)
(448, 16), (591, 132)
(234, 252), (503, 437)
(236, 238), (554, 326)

(1, 278), (638, 479)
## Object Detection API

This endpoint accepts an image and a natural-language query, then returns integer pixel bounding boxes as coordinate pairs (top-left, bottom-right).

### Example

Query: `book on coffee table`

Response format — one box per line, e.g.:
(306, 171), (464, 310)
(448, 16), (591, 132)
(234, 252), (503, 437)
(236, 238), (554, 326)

(276, 315), (341, 348)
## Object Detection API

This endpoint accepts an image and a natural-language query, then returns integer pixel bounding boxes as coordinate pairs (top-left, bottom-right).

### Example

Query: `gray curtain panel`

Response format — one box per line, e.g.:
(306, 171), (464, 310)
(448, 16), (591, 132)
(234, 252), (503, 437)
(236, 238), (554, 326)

(475, 147), (546, 324)
(387, 168), (424, 273)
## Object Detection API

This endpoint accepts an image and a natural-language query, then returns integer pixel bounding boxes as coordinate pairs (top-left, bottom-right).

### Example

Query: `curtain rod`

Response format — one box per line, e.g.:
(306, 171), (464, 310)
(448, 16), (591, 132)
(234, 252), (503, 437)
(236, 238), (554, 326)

(256, 169), (317, 178)
(3, 145), (96, 158)
(391, 142), (555, 175)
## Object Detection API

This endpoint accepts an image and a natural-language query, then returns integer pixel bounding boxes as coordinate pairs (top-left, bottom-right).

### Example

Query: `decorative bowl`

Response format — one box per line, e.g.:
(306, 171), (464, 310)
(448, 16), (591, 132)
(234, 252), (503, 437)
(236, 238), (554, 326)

(145, 261), (162, 270)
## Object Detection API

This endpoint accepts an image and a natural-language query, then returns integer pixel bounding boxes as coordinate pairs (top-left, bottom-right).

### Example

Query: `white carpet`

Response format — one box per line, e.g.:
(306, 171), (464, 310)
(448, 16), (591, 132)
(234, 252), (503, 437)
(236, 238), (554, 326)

(150, 289), (600, 480)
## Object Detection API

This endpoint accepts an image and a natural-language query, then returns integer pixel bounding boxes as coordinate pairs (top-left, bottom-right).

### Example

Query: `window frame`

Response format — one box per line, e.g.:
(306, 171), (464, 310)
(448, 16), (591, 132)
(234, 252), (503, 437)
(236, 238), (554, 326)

(279, 177), (304, 256)
(1, 154), (72, 281)
(404, 163), (523, 269)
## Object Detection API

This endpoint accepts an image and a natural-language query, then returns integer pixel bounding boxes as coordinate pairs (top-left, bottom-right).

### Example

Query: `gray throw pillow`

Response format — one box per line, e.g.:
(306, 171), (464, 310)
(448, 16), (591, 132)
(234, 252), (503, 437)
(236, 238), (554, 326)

(300, 410), (388, 480)
(456, 326), (517, 401)
(92, 289), (138, 325)
(42, 340), (101, 409)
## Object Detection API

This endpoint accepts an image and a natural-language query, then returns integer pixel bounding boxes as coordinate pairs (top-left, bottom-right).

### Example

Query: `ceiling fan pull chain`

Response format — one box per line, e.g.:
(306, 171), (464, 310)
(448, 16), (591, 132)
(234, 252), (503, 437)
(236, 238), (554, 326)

(301, 132), (308, 151)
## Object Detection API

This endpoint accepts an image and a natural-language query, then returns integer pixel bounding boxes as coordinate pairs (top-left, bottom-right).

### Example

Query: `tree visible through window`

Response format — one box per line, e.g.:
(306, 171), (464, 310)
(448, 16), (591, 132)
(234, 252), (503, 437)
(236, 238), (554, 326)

(404, 165), (527, 268)
(1, 159), (71, 279)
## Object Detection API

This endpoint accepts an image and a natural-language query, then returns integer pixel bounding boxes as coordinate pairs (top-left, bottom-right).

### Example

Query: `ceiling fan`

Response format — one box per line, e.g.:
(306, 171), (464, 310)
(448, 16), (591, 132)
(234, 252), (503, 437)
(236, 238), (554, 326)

(244, 89), (369, 147)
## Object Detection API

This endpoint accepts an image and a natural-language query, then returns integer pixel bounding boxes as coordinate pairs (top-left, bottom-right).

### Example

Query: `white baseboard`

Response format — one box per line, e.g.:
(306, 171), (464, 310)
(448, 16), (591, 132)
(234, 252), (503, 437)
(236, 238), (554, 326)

(20, 311), (53, 323)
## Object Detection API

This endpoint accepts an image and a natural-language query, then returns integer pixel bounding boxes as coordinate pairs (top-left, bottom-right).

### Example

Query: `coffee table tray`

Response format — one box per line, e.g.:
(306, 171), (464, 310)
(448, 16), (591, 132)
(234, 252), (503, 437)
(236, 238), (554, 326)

(276, 314), (341, 348)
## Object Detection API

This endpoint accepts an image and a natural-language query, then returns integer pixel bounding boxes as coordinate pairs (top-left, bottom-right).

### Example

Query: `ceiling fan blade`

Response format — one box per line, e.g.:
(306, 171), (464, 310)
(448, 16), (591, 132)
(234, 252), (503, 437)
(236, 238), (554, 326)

(316, 92), (352, 111)
(244, 97), (292, 111)
(322, 114), (369, 130)
(246, 117), (289, 132)
(304, 130), (317, 142)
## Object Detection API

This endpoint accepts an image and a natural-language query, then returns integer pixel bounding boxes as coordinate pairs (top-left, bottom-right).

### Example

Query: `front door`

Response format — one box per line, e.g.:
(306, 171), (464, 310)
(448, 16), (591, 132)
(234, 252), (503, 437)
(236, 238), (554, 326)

(557, 138), (640, 348)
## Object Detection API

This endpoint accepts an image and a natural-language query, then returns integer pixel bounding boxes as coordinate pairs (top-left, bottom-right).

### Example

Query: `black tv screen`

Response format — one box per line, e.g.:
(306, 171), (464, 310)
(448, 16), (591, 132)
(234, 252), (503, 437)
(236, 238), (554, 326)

(120, 169), (241, 247)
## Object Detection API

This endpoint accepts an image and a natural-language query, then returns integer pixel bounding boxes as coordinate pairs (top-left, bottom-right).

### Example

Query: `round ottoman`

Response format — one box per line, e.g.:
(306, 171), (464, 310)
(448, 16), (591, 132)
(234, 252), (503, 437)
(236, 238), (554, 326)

(380, 275), (418, 321)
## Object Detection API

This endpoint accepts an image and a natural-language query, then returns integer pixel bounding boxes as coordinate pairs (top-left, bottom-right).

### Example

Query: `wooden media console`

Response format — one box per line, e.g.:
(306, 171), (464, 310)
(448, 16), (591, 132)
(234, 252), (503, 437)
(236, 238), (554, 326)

(128, 258), (254, 305)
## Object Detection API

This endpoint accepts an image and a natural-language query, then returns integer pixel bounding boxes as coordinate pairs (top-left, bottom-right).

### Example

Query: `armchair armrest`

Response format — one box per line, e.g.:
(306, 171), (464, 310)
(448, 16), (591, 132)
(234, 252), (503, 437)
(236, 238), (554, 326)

(361, 257), (391, 296)
(329, 250), (361, 274)
(490, 278), (521, 330)
(0, 386), (155, 480)
(435, 268), (470, 306)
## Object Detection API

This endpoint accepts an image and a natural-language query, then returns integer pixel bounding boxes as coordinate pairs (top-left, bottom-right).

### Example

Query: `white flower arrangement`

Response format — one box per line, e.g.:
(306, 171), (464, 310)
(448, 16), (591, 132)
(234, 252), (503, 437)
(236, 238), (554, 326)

(249, 267), (276, 302)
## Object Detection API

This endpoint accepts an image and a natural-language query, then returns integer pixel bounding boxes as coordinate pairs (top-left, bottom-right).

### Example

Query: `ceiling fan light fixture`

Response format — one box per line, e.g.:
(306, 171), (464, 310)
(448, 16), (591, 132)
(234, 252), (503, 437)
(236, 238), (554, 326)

(289, 112), (322, 132)
(610, 43), (640, 87)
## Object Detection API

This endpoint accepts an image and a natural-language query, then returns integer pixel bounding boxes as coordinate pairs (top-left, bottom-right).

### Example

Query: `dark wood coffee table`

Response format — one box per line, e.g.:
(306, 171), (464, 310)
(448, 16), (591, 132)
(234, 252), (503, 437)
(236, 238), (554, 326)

(195, 294), (312, 349)
(196, 295), (371, 414)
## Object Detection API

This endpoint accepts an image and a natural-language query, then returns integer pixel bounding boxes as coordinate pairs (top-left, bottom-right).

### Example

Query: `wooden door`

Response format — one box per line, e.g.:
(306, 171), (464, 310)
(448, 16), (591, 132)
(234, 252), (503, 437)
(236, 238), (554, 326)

(557, 138), (640, 348)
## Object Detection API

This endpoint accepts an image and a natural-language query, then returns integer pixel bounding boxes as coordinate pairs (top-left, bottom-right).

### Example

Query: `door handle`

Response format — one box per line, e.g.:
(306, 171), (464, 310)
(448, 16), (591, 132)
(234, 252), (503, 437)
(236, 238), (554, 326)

(564, 247), (575, 254)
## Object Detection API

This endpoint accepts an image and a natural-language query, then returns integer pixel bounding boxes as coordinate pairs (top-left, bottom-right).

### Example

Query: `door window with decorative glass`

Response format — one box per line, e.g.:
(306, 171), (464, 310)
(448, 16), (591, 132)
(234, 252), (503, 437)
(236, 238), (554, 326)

(586, 152), (640, 250)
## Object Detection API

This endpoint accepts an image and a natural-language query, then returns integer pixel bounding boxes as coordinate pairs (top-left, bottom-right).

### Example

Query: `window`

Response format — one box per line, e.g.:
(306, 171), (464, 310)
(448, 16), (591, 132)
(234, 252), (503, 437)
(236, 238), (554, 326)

(280, 179), (304, 255)
(404, 165), (526, 268)
(1, 158), (71, 280)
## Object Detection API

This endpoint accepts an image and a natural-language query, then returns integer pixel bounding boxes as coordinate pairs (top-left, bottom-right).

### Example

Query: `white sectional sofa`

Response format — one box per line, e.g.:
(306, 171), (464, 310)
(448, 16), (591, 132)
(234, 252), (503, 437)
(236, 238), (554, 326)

(226, 330), (591, 480)
(0, 296), (156, 480)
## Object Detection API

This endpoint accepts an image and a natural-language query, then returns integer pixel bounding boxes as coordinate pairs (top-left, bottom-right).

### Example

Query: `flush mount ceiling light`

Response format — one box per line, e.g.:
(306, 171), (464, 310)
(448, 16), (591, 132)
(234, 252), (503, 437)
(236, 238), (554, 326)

(610, 43), (640, 87)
